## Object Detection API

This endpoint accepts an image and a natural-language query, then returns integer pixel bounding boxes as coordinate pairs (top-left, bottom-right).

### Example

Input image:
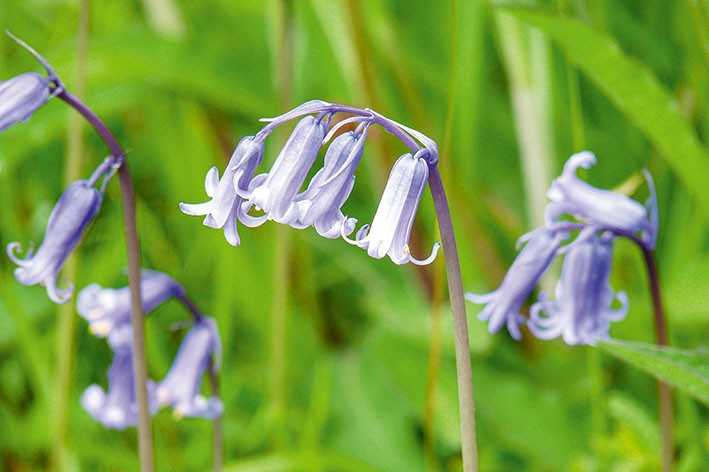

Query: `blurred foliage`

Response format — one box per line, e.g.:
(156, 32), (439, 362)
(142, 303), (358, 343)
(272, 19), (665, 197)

(0, 0), (707, 471)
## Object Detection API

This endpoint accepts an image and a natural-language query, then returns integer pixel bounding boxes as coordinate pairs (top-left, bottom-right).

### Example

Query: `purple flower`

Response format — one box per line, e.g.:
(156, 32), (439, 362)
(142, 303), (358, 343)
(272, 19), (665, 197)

(465, 227), (566, 339)
(156, 317), (222, 419)
(289, 121), (370, 238)
(529, 233), (627, 345)
(0, 72), (52, 131)
(343, 150), (440, 265)
(240, 114), (329, 227)
(546, 151), (655, 244)
(7, 180), (102, 303)
(77, 270), (184, 347)
(179, 136), (264, 246)
(81, 349), (158, 430)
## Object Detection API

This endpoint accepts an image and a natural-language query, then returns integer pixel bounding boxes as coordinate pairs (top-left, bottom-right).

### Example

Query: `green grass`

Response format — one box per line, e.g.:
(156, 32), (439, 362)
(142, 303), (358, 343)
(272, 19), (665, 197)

(0, 0), (707, 470)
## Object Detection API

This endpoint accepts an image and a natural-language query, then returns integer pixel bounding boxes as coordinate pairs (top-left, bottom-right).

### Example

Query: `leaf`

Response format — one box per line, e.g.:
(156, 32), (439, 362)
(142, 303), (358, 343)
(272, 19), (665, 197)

(504, 9), (709, 219)
(600, 340), (709, 405)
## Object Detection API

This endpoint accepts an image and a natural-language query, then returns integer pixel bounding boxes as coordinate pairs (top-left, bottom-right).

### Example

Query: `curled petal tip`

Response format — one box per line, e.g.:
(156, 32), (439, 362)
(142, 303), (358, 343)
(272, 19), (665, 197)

(407, 241), (440, 266)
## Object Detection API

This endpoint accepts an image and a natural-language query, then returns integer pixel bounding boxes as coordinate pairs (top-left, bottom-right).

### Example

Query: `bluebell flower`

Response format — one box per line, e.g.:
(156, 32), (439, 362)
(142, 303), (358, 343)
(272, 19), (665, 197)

(81, 349), (158, 430)
(528, 233), (627, 345)
(179, 136), (264, 246)
(240, 114), (330, 227)
(0, 72), (52, 131)
(156, 317), (222, 419)
(343, 150), (440, 265)
(289, 121), (370, 238)
(7, 180), (102, 303)
(546, 151), (656, 245)
(465, 227), (566, 339)
(77, 270), (184, 347)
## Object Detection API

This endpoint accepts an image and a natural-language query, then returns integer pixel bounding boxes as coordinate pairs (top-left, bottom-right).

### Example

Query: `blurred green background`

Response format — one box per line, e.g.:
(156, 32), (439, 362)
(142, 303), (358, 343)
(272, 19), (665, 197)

(0, 0), (708, 470)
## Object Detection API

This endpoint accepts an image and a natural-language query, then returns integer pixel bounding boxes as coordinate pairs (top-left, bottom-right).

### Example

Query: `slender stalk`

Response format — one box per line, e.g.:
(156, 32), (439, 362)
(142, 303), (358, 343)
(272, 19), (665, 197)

(427, 165), (478, 472)
(56, 90), (153, 471)
(641, 248), (673, 471)
(53, 2), (90, 470)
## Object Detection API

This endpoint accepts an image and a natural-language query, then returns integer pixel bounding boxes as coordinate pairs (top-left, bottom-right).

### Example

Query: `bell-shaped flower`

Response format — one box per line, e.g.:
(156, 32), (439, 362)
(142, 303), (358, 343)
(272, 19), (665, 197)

(7, 180), (102, 303)
(465, 227), (566, 339)
(77, 270), (184, 346)
(81, 349), (158, 430)
(343, 150), (440, 265)
(290, 121), (370, 238)
(0, 72), (52, 131)
(179, 136), (264, 246)
(546, 151), (655, 244)
(528, 233), (627, 345)
(156, 317), (222, 419)
(240, 114), (329, 226)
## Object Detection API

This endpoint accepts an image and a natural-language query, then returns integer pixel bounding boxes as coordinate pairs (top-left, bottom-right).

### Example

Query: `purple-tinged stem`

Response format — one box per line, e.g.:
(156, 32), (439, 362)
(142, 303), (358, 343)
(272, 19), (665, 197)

(427, 165), (478, 471)
(56, 90), (153, 472)
(640, 247), (673, 471)
(550, 221), (673, 469)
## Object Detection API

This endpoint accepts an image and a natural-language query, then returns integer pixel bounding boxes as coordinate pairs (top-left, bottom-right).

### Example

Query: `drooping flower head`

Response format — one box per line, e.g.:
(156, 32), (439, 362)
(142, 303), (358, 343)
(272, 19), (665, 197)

(180, 100), (441, 265)
(0, 72), (52, 131)
(344, 149), (440, 265)
(465, 227), (566, 339)
(81, 349), (158, 430)
(467, 152), (657, 343)
(77, 270), (185, 347)
(6, 159), (118, 303)
(156, 317), (222, 419)
(0, 32), (60, 132)
(179, 136), (264, 246)
(290, 119), (371, 238)
(546, 151), (656, 247)
(7, 181), (102, 303)
(240, 114), (330, 226)
(529, 233), (627, 345)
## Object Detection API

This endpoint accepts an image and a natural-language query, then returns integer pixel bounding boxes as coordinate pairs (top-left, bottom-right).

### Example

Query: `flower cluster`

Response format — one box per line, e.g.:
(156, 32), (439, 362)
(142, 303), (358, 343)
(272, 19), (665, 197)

(78, 271), (222, 429)
(466, 151), (657, 345)
(181, 100), (440, 265)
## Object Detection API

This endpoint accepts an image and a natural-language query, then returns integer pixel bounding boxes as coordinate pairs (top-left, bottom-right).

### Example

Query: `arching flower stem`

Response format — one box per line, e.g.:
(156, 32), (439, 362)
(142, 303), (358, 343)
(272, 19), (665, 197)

(547, 221), (672, 469)
(55, 90), (154, 472)
(427, 165), (478, 471)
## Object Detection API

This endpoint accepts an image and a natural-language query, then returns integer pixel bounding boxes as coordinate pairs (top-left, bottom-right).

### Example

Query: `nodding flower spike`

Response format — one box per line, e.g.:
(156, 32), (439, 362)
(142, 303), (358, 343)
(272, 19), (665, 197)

(7, 180), (104, 303)
(465, 227), (566, 340)
(291, 122), (370, 238)
(546, 151), (654, 243)
(156, 317), (222, 419)
(0, 72), (52, 131)
(81, 349), (158, 430)
(180, 136), (264, 246)
(77, 270), (184, 347)
(241, 114), (329, 226)
(343, 151), (440, 265)
(529, 233), (627, 345)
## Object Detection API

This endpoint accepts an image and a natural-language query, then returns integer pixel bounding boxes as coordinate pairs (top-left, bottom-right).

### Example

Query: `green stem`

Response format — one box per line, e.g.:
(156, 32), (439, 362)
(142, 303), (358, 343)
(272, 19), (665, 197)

(428, 166), (478, 472)
(641, 249), (673, 471)
(52, 3), (90, 469)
